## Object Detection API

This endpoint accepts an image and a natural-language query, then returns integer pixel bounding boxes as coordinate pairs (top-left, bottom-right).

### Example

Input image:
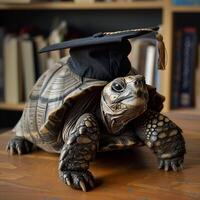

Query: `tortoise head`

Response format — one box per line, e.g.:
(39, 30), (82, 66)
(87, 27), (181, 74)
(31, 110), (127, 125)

(101, 75), (149, 134)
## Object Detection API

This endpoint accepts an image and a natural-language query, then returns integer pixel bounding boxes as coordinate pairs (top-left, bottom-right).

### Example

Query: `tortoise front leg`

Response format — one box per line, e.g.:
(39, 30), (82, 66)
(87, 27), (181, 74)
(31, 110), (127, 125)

(59, 113), (99, 192)
(134, 110), (186, 171)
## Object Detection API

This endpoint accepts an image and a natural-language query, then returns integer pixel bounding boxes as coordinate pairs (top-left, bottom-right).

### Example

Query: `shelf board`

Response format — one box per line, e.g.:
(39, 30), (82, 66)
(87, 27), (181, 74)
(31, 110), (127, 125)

(171, 5), (200, 13)
(166, 108), (200, 120)
(0, 103), (25, 111)
(0, 1), (163, 10)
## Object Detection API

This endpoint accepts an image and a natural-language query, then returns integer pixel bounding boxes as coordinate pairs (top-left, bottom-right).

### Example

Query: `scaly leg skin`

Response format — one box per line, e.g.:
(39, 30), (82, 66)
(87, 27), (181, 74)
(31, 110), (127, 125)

(59, 113), (99, 192)
(6, 136), (33, 155)
(134, 110), (186, 171)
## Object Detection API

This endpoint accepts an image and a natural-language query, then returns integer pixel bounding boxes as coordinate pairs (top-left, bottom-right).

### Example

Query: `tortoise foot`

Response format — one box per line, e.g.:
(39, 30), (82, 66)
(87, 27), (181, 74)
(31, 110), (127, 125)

(60, 170), (95, 192)
(158, 156), (184, 172)
(6, 136), (33, 155)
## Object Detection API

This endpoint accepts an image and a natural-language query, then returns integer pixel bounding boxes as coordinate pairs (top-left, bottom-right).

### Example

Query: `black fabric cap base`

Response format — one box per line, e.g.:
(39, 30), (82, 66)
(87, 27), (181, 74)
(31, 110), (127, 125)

(68, 40), (132, 81)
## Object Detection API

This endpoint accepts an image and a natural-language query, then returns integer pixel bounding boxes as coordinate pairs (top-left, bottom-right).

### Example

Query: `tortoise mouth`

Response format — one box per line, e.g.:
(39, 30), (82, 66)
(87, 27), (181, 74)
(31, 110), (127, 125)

(113, 89), (146, 104)
(112, 103), (147, 130)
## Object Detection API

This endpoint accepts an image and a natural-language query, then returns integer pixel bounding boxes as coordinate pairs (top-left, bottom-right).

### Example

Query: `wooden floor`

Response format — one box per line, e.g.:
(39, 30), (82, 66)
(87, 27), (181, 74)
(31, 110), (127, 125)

(0, 113), (200, 200)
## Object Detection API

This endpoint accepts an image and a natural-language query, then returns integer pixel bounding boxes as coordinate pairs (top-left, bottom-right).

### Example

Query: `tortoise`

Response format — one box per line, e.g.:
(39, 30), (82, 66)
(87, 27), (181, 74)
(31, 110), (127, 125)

(7, 56), (186, 192)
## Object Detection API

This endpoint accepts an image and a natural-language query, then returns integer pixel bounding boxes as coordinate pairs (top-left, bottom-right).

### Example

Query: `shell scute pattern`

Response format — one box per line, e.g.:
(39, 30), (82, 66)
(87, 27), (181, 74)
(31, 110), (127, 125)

(16, 57), (107, 153)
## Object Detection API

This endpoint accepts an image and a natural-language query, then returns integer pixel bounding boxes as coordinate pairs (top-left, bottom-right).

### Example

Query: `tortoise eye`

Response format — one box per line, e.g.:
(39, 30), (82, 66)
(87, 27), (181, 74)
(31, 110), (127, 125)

(111, 79), (126, 93)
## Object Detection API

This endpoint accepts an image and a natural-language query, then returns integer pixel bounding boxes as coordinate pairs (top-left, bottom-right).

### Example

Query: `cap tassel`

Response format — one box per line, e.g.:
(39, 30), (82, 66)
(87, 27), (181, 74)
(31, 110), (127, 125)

(156, 33), (166, 70)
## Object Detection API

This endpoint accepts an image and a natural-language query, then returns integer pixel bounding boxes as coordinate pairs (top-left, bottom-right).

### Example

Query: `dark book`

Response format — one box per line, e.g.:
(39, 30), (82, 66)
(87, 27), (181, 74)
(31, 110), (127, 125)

(171, 30), (182, 109)
(195, 44), (200, 110)
(0, 28), (5, 102)
(180, 27), (197, 108)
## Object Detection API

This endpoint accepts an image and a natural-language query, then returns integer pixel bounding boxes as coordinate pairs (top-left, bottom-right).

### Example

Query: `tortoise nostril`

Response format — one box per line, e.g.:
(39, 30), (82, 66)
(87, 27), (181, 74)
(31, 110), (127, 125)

(134, 79), (144, 87)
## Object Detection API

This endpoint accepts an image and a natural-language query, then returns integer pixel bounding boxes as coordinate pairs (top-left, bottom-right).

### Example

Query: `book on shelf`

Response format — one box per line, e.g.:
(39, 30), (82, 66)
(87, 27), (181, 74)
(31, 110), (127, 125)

(34, 35), (48, 76)
(195, 44), (200, 110)
(144, 45), (156, 86)
(20, 36), (36, 101)
(171, 30), (182, 109)
(4, 35), (23, 104)
(128, 39), (141, 73)
(171, 27), (198, 109)
(47, 21), (67, 69)
(0, 28), (5, 102)
(129, 38), (163, 93)
(129, 38), (148, 75)
(180, 27), (197, 108)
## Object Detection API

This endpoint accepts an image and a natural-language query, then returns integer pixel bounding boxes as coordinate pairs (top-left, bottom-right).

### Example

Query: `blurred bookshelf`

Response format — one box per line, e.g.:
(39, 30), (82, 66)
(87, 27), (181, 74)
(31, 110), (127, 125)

(0, 0), (200, 127)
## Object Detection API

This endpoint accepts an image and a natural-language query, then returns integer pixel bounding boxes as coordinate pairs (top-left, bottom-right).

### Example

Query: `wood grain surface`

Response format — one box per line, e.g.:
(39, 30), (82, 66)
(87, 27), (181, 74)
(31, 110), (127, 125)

(0, 114), (200, 200)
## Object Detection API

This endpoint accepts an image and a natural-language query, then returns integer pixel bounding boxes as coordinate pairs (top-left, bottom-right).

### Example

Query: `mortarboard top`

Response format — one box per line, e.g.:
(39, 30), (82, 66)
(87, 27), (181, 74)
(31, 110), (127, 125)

(39, 26), (165, 81)
(39, 26), (159, 53)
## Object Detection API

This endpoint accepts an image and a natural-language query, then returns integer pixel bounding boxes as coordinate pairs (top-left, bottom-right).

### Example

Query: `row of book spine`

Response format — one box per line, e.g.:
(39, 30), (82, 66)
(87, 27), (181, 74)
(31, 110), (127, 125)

(0, 22), (68, 104)
(171, 27), (200, 109)
(0, 25), (168, 106)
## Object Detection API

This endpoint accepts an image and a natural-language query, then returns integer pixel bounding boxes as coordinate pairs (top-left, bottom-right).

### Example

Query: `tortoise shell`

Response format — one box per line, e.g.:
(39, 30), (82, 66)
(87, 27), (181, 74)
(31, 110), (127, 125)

(15, 57), (107, 153)
(15, 56), (165, 154)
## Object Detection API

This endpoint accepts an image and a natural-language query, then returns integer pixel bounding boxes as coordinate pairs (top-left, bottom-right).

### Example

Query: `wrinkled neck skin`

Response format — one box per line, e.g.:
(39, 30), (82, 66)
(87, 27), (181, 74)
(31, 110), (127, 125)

(100, 96), (146, 135)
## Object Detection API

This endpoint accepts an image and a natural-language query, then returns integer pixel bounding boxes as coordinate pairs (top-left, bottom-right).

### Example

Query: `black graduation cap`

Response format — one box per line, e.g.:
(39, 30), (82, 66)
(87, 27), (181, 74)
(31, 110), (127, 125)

(40, 26), (165, 81)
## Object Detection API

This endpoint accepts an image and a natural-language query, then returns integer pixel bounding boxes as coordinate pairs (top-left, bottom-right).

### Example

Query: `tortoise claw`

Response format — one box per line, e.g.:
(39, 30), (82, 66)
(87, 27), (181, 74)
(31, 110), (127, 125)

(164, 160), (170, 171)
(79, 180), (87, 192)
(60, 170), (95, 192)
(158, 156), (184, 172)
(158, 159), (164, 169)
(7, 136), (33, 155)
(171, 163), (178, 172)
